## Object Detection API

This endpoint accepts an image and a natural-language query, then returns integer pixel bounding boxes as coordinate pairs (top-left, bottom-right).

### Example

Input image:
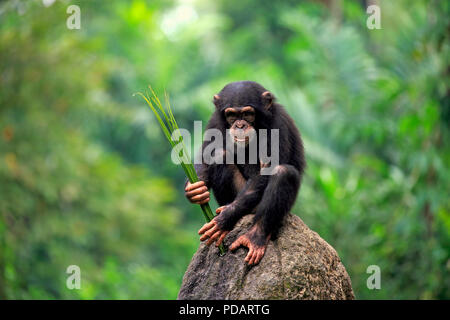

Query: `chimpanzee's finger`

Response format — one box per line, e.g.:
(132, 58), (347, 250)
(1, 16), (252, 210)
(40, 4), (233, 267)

(200, 226), (218, 241)
(192, 198), (208, 205)
(216, 232), (228, 247)
(229, 236), (245, 251)
(254, 249), (264, 265)
(203, 224), (219, 238)
(185, 186), (208, 198)
(206, 230), (222, 245)
(250, 248), (260, 265)
(198, 221), (215, 235)
(245, 247), (254, 263)
(197, 197), (210, 205)
(251, 252), (259, 265)
(191, 191), (210, 202)
(185, 181), (205, 192)
(216, 206), (226, 214)
(192, 197), (209, 204)
(260, 248), (266, 260)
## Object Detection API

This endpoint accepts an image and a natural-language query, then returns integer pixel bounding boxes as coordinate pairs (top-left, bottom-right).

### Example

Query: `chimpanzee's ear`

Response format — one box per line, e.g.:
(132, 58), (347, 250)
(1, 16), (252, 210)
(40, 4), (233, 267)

(261, 91), (275, 110)
(213, 94), (221, 109)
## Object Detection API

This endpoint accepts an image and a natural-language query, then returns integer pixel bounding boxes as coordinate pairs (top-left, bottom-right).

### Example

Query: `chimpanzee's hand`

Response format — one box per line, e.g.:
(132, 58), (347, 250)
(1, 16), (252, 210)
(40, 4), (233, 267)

(185, 181), (210, 205)
(230, 225), (270, 266)
(197, 206), (230, 247)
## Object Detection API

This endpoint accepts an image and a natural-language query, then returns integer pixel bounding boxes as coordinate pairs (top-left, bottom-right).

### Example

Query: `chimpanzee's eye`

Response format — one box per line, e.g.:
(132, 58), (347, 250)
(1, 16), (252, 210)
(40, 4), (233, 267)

(226, 111), (237, 118)
(243, 111), (255, 122)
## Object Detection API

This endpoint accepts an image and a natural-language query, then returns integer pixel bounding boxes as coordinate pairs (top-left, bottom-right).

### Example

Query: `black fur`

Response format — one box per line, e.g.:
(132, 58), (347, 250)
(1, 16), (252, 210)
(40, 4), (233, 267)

(194, 81), (305, 246)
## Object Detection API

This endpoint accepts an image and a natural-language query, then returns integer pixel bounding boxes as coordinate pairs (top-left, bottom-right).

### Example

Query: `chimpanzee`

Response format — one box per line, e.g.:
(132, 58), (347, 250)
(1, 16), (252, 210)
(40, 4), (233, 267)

(185, 81), (305, 265)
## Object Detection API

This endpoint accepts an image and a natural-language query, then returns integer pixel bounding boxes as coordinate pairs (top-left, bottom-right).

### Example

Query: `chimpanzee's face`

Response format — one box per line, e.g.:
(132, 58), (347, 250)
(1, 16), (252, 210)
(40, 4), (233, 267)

(213, 81), (275, 147)
(224, 106), (257, 147)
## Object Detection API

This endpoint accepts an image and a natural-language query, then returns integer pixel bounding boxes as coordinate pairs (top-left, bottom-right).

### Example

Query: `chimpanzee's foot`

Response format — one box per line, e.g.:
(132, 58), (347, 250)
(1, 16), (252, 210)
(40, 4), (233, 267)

(229, 226), (271, 265)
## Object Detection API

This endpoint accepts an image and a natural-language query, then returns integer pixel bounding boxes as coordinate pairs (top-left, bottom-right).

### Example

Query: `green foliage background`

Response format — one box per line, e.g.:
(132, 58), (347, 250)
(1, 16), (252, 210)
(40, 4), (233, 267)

(0, 0), (448, 299)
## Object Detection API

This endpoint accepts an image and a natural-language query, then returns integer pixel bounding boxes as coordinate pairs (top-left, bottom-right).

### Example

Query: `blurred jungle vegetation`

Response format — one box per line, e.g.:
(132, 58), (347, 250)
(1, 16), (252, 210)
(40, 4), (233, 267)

(0, 0), (449, 299)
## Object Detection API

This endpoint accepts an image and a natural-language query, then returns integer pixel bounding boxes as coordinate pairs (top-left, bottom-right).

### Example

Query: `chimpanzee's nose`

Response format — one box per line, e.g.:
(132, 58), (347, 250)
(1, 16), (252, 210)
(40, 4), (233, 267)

(236, 121), (247, 129)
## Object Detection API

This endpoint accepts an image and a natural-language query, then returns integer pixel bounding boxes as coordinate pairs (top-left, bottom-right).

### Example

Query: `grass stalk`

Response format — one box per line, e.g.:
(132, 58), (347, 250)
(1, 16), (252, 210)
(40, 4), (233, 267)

(135, 87), (226, 255)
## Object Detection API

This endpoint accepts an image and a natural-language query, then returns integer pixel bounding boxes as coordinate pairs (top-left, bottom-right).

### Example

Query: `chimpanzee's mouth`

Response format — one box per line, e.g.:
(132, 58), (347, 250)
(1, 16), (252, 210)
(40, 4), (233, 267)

(233, 136), (249, 142)
(229, 127), (256, 145)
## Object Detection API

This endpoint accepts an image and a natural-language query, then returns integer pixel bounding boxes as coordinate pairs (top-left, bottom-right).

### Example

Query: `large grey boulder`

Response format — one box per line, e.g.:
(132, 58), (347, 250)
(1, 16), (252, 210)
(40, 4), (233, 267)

(178, 213), (355, 300)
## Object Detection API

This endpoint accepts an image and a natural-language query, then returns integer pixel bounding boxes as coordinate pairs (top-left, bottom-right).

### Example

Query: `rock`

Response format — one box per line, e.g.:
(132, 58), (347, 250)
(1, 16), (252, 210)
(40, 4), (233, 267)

(178, 213), (355, 300)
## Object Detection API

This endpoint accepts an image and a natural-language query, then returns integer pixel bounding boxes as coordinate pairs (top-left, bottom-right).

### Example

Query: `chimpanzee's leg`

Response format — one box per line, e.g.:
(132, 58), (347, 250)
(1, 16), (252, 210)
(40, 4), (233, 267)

(254, 164), (301, 241)
(230, 164), (301, 265)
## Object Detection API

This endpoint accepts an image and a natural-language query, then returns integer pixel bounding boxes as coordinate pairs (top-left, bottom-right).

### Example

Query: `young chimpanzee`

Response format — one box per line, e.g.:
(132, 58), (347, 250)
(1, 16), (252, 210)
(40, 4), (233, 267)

(185, 81), (305, 265)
